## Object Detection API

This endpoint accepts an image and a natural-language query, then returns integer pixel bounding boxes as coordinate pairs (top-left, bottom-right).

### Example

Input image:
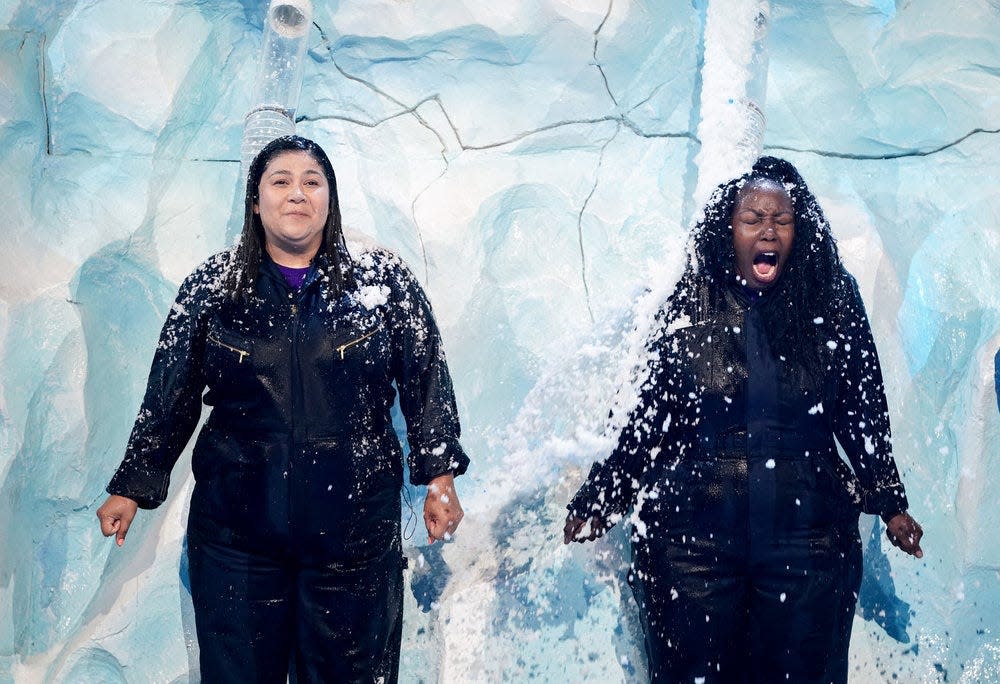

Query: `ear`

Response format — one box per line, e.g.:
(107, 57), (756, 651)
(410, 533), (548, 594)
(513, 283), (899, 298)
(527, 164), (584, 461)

(252, 202), (259, 215)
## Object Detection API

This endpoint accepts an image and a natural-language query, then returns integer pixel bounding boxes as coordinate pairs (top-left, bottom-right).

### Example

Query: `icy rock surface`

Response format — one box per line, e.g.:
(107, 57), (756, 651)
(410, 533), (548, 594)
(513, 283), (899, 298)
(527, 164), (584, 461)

(1, 0), (999, 681)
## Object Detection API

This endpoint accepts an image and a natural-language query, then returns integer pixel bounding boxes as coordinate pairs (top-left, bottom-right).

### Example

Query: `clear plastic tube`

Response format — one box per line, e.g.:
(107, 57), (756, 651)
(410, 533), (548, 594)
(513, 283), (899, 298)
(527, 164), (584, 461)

(240, 0), (314, 174)
(735, 9), (770, 161)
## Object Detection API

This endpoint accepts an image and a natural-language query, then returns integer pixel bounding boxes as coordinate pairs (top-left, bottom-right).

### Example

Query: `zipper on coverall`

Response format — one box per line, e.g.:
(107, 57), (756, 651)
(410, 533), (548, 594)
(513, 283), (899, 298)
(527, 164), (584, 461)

(288, 291), (303, 535)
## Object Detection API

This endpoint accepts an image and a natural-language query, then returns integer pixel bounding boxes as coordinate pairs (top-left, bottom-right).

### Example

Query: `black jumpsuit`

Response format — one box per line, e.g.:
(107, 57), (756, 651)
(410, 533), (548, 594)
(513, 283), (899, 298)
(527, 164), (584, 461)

(569, 277), (908, 683)
(107, 246), (469, 683)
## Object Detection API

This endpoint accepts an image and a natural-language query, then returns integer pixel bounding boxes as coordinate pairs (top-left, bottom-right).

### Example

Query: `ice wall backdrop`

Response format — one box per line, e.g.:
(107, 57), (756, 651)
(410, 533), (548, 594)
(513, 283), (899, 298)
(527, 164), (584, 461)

(1, 0), (998, 681)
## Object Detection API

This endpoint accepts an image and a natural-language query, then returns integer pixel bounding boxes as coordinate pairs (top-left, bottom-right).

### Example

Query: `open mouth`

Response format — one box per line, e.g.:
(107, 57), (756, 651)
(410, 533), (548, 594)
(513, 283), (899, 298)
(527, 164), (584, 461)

(752, 251), (779, 283)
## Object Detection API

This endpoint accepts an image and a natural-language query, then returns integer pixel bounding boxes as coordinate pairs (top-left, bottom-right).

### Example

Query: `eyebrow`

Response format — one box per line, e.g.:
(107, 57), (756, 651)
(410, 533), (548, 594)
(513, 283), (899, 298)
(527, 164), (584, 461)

(739, 208), (793, 215)
(266, 168), (324, 177)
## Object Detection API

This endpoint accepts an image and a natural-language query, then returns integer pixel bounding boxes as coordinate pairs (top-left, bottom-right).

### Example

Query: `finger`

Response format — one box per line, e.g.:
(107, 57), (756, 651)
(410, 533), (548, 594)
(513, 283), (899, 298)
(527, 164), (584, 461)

(116, 516), (132, 547)
(101, 516), (119, 538)
(576, 518), (594, 542)
(563, 519), (582, 544)
(907, 527), (923, 557)
(441, 514), (459, 534)
(426, 513), (447, 543)
(429, 522), (448, 543)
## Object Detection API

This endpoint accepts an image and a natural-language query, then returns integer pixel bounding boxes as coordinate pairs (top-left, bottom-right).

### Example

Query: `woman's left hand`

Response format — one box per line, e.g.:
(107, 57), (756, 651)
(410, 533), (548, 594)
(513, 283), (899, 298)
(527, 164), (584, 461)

(424, 473), (464, 544)
(885, 511), (924, 558)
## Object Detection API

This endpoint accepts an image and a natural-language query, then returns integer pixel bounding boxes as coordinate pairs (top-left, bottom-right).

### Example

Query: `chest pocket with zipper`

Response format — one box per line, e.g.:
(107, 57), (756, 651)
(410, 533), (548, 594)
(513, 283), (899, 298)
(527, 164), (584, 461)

(203, 325), (256, 389)
(335, 326), (381, 360)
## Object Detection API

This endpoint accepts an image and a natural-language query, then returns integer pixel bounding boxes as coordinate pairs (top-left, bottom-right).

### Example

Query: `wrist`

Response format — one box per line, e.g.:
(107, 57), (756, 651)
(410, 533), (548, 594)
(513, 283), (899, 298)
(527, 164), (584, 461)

(881, 510), (905, 525)
(428, 472), (455, 487)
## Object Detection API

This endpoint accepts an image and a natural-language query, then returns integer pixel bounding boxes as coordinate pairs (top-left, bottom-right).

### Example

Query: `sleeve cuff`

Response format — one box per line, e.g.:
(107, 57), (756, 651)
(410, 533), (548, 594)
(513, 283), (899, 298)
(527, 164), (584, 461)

(566, 496), (596, 521)
(107, 467), (170, 510)
(408, 436), (469, 486)
(566, 462), (618, 520)
(862, 484), (909, 520)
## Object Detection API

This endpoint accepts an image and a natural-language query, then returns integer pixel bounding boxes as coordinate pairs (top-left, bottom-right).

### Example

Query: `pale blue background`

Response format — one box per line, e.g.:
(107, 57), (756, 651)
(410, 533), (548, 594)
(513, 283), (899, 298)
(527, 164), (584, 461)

(1, 1), (998, 681)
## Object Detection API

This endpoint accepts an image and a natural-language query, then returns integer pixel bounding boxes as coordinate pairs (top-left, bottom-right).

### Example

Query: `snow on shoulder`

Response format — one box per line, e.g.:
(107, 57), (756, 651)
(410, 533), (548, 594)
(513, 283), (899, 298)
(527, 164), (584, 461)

(343, 229), (413, 311)
(183, 249), (234, 298)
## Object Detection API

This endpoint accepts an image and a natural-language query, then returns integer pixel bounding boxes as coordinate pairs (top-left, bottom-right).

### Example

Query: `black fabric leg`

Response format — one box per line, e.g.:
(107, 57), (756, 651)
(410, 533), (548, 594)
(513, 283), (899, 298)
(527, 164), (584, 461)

(826, 527), (864, 684)
(187, 530), (294, 684)
(290, 545), (404, 684)
(748, 525), (864, 684)
(632, 536), (750, 684)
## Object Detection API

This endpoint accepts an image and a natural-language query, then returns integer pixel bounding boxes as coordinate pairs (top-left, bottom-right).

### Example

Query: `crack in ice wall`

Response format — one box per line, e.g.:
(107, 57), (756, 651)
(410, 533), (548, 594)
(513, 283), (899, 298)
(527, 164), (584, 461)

(769, 125), (1000, 159)
(2, 1), (999, 681)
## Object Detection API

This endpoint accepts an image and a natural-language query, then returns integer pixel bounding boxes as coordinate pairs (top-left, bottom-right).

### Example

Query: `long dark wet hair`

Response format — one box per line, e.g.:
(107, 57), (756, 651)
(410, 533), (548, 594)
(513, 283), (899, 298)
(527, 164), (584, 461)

(225, 135), (352, 298)
(668, 156), (851, 364)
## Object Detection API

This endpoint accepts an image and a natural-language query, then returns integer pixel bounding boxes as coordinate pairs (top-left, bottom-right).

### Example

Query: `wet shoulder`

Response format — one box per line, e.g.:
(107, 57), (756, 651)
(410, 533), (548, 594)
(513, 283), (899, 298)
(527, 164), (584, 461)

(345, 239), (421, 302)
(175, 250), (234, 308)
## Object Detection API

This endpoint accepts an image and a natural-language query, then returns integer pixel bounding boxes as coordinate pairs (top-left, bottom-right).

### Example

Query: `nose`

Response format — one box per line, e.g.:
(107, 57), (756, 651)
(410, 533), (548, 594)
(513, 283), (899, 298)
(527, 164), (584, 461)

(288, 184), (305, 202)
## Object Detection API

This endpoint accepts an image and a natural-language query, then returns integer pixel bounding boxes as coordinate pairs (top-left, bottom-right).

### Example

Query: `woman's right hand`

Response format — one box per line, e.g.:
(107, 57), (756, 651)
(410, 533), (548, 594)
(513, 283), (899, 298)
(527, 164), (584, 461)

(884, 511), (924, 559)
(563, 513), (607, 544)
(97, 495), (138, 547)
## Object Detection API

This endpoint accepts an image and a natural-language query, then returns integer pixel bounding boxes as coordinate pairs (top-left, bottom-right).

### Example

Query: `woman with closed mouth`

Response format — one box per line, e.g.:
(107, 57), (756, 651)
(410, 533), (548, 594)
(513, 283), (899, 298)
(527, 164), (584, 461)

(565, 156), (923, 683)
(96, 135), (469, 683)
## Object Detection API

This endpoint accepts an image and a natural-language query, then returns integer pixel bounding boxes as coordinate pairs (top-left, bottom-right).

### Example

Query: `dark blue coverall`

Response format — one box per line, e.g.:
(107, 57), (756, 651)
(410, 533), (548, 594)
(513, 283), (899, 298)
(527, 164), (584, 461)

(570, 277), (908, 683)
(108, 247), (468, 683)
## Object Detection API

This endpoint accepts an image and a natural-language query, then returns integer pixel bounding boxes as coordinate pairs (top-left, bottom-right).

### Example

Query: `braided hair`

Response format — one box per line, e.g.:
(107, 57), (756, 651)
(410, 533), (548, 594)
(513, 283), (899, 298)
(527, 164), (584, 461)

(668, 156), (851, 366)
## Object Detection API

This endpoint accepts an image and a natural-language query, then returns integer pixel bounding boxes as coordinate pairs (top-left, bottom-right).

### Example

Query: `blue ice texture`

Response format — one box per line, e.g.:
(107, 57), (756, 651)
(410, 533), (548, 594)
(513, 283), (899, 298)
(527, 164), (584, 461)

(1, 0), (999, 682)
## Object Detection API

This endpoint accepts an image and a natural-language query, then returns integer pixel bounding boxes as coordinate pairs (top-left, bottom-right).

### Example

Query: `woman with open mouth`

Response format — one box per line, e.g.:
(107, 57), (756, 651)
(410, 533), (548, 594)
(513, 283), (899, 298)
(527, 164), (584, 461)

(565, 156), (923, 683)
